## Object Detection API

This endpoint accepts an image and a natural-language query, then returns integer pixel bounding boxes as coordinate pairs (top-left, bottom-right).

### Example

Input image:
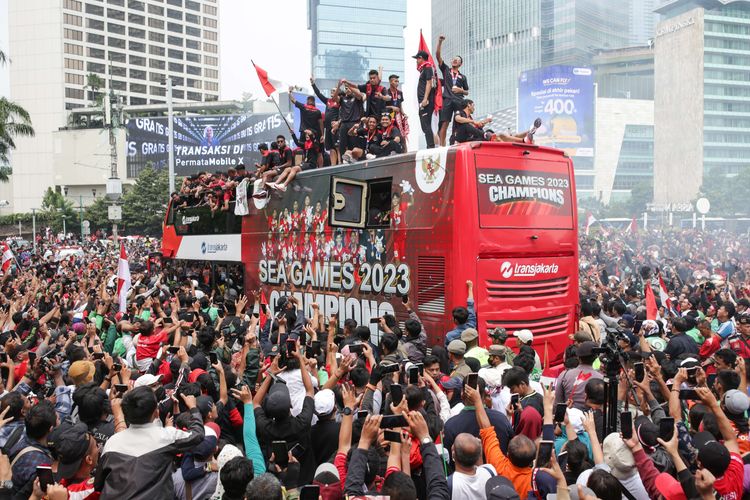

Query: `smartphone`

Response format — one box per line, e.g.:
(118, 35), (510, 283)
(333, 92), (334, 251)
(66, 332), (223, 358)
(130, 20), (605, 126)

(112, 362), (122, 372)
(369, 317), (380, 324)
(408, 366), (419, 385)
(557, 450), (568, 471)
(415, 363), (424, 376)
(390, 384), (403, 406)
(209, 352), (219, 365)
(536, 440), (554, 467)
(466, 372), (479, 390)
(289, 442), (304, 460)
(114, 383), (129, 394)
(383, 430), (402, 443)
(163, 317), (173, 324)
(510, 393), (520, 407)
(620, 412), (633, 439)
(27, 351), (36, 366)
(0, 352), (7, 363)
(272, 441), (288, 468)
(92, 352), (105, 360)
(380, 414), (408, 428)
(380, 363), (400, 375)
(311, 340), (321, 357)
(679, 389), (699, 400)
(554, 403), (567, 423)
(167, 346), (180, 354)
(299, 485), (321, 500)
(634, 362), (645, 383)
(349, 343), (364, 355)
(356, 410), (368, 421)
(659, 417), (675, 441)
(36, 465), (54, 492)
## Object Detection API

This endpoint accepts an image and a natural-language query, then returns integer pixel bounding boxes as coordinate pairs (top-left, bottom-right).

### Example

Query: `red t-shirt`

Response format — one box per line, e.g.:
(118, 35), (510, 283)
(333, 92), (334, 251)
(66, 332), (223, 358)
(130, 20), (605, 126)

(135, 329), (167, 360)
(714, 452), (744, 500)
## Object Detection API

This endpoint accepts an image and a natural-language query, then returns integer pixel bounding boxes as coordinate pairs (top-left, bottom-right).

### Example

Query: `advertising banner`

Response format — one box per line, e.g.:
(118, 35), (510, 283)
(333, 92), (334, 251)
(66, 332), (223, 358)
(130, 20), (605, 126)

(518, 65), (595, 157)
(174, 234), (242, 262)
(125, 113), (288, 177)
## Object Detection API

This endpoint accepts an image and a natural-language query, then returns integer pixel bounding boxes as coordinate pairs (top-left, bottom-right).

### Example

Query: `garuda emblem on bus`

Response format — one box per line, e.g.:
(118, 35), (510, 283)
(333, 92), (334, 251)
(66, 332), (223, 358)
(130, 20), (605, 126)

(415, 147), (448, 194)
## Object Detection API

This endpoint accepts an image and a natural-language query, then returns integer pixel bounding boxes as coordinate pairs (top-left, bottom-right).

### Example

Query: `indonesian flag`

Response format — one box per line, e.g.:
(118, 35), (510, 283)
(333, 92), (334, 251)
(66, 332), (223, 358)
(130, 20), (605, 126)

(259, 290), (269, 329)
(1, 243), (13, 274)
(645, 281), (658, 320)
(627, 217), (637, 234)
(116, 243), (131, 313)
(658, 274), (675, 316)
(585, 212), (597, 235)
(252, 61), (284, 97)
(417, 31), (443, 112)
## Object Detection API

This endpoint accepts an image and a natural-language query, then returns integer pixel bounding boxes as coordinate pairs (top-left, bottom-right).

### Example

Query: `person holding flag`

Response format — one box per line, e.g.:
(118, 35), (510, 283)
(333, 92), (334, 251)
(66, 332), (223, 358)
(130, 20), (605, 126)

(117, 242), (131, 313)
(413, 48), (437, 149)
(1, 242), (15, 275)
(435, 34), (469, 146)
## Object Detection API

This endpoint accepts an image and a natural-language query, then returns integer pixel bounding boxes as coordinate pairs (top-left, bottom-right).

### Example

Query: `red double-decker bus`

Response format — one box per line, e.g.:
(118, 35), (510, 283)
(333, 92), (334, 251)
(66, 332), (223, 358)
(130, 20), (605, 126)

(162, 142), (579, 366)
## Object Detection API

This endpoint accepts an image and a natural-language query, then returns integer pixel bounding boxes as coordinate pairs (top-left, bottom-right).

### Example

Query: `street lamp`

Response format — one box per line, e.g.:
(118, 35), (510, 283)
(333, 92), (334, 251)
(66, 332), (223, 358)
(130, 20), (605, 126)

(162, 77), (175, 194)
(62, 215), (67, 236)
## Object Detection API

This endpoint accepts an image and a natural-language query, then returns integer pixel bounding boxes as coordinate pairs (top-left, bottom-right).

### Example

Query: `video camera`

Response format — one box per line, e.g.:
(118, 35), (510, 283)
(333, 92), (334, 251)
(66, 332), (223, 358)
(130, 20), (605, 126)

(592, 326), (631, 370)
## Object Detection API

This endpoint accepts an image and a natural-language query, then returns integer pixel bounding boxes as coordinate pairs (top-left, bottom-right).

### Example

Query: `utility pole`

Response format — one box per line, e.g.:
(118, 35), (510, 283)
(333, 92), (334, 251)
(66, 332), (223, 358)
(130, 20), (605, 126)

(31, 208), (36, 255)
(79, 195), (83, 241)
(105, 54), (122, 241)
(166, 77), (175, 194)
(62, 215), (67, 236)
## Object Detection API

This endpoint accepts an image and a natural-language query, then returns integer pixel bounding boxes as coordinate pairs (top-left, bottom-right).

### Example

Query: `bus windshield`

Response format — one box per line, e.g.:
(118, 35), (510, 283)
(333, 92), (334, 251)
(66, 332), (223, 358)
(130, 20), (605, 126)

(475, 155), (574, 230)
(169, 202), (242, 235)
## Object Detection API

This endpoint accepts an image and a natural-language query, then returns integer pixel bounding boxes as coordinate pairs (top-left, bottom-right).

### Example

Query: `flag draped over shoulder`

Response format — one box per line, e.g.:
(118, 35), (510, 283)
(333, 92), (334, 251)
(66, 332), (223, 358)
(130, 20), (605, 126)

(417, 31), (442, 112)
(117, 243), (131, 313)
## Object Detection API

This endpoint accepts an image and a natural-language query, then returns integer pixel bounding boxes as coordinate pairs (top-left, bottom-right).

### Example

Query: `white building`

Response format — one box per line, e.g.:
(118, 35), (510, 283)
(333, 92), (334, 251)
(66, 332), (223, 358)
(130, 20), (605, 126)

(7, 0), (220, 212)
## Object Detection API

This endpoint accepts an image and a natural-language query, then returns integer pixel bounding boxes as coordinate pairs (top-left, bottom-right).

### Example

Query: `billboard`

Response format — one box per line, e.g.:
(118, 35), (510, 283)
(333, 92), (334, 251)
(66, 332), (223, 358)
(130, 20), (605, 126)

(125, 113), (289, 178)
(518, 65), (595, 157)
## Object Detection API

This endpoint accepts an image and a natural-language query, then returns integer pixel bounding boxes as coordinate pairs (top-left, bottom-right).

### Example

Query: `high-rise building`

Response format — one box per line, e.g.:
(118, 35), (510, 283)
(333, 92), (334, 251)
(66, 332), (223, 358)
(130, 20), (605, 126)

(540, 0), (630, 67)
(592, 46), (655, 100)
(7, 0), (220, 211)
(653, 0), (750, 203)
(629, 0), (660, 45)
(431, 0), (542, 115)
(308, 0), (406, 91)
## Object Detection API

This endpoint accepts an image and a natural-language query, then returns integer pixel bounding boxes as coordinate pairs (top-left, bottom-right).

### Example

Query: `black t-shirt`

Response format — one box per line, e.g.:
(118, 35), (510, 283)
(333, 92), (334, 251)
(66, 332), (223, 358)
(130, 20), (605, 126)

(311, 418), (340, 465)
(453, 109), (475, 142)
(381, 125), (402, 143)
(277, 146), (293, 166)
(356, 126), (382, 148)
(260, 151), (281, 170)
(339, 95), (364, 123)
(439, 61), (469, 102)
(417, 65), (435, 104)
(384, 88), (404, 111)
(357, 83), (386, 117)
(294, 101), (322, 135)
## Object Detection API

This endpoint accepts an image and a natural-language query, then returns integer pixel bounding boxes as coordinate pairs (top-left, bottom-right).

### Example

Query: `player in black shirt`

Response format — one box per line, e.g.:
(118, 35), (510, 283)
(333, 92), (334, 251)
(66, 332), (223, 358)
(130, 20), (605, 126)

(413, 50), (436, 149)
(335, 81), (364, 159)
(252, 143), (281, 198)
(381, 74), (404, 115)
(268, 129), (320, 192)
(347, 116), (382, 162)
(344, 69), (386, 118)
(275, 135), (294, 168)
(436, 34), (469, 146)
(453, 100), (542, 144)
(369, 113), (403, 157)
(311, 76), (342, 165)
(289, 90), (324, 140)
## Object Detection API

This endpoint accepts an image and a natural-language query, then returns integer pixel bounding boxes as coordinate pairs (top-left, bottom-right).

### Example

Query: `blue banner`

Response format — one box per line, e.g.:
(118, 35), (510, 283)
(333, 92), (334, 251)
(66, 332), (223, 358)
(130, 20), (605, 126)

(518, 65), (595, 157)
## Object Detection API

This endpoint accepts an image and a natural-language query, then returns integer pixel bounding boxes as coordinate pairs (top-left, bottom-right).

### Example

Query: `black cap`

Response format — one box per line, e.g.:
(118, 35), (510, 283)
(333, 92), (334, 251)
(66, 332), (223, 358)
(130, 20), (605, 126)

(738, 314), (750, 325)
(276, 295), (288, 311)
(412, 50), (429, 60)
(693, 431), (731, 477)
(54, 423), (91, 481)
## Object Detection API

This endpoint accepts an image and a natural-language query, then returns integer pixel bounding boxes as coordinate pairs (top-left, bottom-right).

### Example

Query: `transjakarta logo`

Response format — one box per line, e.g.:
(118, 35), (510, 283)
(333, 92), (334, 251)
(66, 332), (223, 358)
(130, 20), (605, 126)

(181, 215), (200, 225)
(201, 241), (228, 255)
(501, 261), (559, 278)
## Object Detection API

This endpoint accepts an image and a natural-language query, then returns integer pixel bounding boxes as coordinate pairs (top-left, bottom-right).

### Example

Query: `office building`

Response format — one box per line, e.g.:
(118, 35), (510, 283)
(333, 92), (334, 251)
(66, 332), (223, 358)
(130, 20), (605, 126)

(629, 0), (660, 45)
(7, 0), (220, 212)
(592, 46), (655, 100)
(541, 0), (630, 67)
(308, 0), (406, 90)
(654, 0), (750, 203)
(431, 0), (542, 115)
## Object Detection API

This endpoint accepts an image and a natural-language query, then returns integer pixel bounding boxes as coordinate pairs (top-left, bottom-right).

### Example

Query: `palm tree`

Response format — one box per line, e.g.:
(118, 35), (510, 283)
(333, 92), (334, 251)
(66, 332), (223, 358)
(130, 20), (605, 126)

(0, 49), (34, 169)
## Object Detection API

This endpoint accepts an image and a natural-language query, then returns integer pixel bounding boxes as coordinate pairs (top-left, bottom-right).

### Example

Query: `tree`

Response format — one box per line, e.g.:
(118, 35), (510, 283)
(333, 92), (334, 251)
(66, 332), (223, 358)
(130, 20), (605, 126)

(85, 73), (105, 107)
(0, 49), (35, 170)
(40, 187), (77, 233)
(83, 197), (111, 233)
(697, 167), (750, 216)
(121, 164), (169, 235)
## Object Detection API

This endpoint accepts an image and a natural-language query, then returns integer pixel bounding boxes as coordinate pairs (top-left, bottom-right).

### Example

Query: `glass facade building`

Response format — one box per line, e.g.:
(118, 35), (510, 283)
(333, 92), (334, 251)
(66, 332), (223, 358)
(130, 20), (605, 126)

(611, 125), (655, 201)
(307, 0), (406, 90)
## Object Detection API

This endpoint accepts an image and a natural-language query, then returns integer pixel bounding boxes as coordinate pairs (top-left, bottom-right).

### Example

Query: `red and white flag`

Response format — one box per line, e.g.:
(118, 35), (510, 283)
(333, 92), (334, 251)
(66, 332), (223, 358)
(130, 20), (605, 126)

(417, 31), (443, 113)
(658, 274), (675, 316)
(645, 281), (658, 320)
(627, 217), (638, 234)
(252, 61), (284, 97)
(1, 243), (13, 274)
(117, 243), (131, 313)
(585, 212), (597, 235)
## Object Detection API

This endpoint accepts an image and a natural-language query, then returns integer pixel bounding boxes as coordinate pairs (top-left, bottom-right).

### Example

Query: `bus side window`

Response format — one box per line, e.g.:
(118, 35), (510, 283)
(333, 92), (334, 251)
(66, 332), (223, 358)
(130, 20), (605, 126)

(329, 177), (393, 229)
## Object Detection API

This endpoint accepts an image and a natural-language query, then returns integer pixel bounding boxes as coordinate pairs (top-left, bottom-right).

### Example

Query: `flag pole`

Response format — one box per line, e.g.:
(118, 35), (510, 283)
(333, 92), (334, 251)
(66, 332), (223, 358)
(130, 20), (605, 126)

(251, 59), (295, 138)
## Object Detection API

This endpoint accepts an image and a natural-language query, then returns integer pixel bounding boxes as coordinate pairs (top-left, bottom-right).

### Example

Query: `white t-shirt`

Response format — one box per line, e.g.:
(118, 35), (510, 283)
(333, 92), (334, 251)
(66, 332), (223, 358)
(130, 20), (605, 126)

(450, 464), (496, 500)
(277, 368), (319, 417)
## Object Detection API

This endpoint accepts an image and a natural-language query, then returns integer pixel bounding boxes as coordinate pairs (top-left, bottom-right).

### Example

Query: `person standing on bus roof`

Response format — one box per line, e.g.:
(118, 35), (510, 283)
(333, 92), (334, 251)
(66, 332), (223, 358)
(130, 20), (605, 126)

(289, 89), (324, 140)
(310, 76), (341, 166)
(435, 34), (469, 146)
(342, 68), (386, 118)
(335, 80), (364, 162)
(444, 281), (477, 347)
(413, 50), (436, 149)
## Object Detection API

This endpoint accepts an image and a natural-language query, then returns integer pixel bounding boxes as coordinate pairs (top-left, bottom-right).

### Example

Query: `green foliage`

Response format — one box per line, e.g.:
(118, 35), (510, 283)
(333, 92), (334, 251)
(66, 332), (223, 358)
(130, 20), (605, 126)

(121, 165), (169, 235)
(41, 188), (77, 233)
(696, 168), (750, 216)
(0, 49), (34, 169)
(83, 197), (111, 232)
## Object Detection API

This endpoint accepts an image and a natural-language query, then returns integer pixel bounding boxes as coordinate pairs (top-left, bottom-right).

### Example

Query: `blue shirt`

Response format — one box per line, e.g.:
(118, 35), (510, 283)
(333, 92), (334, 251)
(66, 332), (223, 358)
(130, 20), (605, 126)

(444, 299), (477, 346)
(717, 320), (736, 340)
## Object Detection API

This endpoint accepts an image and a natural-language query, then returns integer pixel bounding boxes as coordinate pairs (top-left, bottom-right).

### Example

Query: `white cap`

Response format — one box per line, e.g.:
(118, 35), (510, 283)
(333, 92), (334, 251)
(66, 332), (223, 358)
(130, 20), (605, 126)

(195, 290), (205, 300)
(513, 329), (534, 343)
(133, 373), (163, 388)
(314, 389), (335, 416)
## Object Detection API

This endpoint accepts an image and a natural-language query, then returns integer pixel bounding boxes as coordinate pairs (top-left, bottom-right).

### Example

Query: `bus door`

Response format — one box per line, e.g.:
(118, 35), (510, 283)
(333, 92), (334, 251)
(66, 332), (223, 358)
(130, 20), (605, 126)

(472, 149), (578, 367)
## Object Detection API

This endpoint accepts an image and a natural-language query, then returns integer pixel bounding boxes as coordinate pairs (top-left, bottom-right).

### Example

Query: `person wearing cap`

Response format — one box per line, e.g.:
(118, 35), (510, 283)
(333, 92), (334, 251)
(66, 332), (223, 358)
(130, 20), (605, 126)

(512, 329), (542, 374)
(444, 281), (477, 347)
(462, 328), (488, 367)
(574, 433), (650, 500)
(553, 341), (603, 411)
(412, 49), (436, 149)
(447, 340), (471, 380)
(54, 423), (99, 498)
(310, 389), (340, 467)
(479, 345), (512, 389)
(488, 328), (515, 366)
(730, 313), (750, 360)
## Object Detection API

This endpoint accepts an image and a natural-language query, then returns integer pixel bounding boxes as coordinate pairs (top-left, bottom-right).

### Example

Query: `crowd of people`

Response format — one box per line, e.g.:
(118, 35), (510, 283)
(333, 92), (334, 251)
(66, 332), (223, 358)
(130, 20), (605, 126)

(3, 218), (750, 500)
